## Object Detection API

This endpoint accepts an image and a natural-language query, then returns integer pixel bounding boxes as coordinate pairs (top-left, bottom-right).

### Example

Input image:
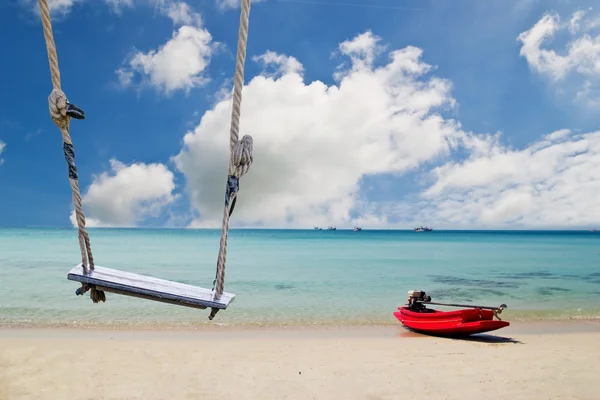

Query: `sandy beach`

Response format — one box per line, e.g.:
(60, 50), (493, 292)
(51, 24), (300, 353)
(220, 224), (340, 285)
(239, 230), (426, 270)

(1, 321), (599, 400)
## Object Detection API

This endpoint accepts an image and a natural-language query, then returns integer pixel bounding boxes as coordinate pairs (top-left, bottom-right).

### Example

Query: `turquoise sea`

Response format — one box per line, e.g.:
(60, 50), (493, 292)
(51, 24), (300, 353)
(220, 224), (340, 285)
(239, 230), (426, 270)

(1, 228), (599, 327)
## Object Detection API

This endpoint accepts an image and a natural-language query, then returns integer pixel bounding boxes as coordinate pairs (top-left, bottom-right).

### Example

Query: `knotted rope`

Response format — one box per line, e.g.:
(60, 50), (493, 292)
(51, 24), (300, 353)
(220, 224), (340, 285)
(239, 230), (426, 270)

(38, 0), (105, 303)
(209, 0), (254, 320)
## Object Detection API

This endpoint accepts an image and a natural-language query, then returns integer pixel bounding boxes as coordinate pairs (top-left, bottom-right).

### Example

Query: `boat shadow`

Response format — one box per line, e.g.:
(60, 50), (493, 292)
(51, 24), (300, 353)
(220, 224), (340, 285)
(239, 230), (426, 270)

(397, 330), (522, 344)
(451, 334), (522, 344)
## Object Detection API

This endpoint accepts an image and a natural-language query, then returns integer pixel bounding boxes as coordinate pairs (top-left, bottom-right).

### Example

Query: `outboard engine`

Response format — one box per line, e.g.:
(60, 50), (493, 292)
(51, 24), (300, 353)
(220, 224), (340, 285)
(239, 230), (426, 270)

(407, 290), (432, 309)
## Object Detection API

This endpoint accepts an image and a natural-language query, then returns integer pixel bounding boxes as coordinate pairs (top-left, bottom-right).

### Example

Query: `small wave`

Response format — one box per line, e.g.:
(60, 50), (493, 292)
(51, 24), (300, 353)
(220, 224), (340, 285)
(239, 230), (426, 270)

(2, 309), (600, 330)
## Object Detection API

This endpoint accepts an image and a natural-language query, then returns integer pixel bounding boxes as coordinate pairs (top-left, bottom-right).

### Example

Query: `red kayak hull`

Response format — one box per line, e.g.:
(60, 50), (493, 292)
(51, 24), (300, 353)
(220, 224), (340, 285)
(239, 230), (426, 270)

(394, 306), (510, 336)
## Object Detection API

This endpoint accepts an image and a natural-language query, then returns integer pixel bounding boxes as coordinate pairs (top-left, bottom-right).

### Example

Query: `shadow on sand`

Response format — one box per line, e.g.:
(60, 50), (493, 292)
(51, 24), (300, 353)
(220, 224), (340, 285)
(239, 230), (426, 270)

(452, 334), (522, 344)
(397, 329), (522, 344)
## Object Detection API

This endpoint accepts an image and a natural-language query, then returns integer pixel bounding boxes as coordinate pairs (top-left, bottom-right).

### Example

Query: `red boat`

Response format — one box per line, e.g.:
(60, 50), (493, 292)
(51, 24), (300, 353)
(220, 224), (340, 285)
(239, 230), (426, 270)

(394, 290), (510, 336)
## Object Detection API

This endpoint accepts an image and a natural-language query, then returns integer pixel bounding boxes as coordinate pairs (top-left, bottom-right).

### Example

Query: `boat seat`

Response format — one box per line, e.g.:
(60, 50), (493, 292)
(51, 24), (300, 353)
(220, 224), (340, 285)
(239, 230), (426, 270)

(67, 264), (235, 310)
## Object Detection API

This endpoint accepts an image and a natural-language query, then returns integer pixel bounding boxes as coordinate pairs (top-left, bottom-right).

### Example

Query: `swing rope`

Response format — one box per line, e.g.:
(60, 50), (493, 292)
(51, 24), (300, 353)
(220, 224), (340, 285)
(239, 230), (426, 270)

(38, 0), (105, 303)
(38, 0), (254, 316)
(209, 0), (254, 320)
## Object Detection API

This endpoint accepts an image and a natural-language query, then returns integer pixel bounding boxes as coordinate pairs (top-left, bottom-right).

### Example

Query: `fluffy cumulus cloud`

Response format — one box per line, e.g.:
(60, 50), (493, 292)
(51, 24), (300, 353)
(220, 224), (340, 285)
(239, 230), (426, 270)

(169, 29), (600, 229)
(116, 2), (215, 94)
(419, 128), (600, 228)
(518, 9), (600, 105)
(27, 0), (212, 94)
(172, 31), (484, 228)
(35, 2), (597, 229)
(69, 159), (178, 227)
(156, 0), (202, 26)
(0, 140), (5, 166)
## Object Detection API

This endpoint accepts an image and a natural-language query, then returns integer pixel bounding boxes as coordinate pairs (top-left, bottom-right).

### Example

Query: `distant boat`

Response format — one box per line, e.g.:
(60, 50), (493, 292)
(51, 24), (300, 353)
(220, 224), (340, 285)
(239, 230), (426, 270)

(313, 226), (322, 231)
(591, 229), (597, 232)
(353, 226), (362, 232)
(327, 226), (336, 231)
(414, 226), (433, 232)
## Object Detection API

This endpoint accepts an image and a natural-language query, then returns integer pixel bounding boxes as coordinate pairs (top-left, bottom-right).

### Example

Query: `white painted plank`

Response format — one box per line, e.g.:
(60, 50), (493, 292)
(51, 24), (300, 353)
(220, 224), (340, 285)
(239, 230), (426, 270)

(67, 264), (235, 309)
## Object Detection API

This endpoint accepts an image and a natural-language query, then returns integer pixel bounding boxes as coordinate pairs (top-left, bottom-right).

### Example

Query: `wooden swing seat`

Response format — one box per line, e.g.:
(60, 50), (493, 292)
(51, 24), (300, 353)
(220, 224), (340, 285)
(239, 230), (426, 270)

(67, 264), (235, 310)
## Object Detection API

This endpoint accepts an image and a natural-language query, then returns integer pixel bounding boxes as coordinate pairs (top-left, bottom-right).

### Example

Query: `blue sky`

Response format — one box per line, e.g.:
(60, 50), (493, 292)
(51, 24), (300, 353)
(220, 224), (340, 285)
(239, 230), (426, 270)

(1, 0), (599, 229)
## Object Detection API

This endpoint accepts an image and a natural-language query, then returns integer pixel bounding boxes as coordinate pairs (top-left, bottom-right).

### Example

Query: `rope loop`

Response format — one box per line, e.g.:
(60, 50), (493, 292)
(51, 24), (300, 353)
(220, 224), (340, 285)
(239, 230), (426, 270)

(230, 134), (254, 177)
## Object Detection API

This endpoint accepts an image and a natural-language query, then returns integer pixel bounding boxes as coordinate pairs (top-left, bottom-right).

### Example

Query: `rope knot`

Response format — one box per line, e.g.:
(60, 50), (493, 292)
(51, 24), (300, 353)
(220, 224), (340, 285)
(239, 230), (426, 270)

(48, 89), (70, 129)
(75, 284), (106, 303)
(230, 134), (253, 177)
(48, 89), (86, 131)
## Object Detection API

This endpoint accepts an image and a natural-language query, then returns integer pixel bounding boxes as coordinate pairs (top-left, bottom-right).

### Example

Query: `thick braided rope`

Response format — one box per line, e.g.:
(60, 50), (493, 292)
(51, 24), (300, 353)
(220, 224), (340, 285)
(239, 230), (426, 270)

(38, 0), (102, 302)
(210, 0), (254, 320)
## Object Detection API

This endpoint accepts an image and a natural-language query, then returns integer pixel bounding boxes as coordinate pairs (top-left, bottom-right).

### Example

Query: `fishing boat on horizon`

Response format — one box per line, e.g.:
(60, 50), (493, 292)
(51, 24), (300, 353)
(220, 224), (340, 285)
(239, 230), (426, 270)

(414, 226), (433, 232)
(353, 226), (362, 231)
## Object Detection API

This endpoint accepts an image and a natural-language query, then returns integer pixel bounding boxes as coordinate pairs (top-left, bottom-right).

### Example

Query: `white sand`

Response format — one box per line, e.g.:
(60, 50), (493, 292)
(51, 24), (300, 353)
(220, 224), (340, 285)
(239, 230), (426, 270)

(1, 324), (599, 400)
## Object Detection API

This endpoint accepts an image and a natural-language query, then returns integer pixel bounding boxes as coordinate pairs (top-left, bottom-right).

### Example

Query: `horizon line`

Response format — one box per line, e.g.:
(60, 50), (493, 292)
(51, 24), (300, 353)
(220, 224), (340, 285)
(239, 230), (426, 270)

(1, 226), (597, 232)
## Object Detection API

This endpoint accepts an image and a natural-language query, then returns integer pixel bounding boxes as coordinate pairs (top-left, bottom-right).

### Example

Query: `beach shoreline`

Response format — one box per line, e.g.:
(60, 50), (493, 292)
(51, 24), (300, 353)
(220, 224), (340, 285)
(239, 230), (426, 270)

(2, 305), (600, 331)
(2, 317), (600, 336)
(1, 321), (599, 400)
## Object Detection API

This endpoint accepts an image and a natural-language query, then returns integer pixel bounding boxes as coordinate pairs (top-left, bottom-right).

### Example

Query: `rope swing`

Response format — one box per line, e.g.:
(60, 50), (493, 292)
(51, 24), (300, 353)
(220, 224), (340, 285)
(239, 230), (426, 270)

(38, 0), (254, 320)
(210, 0), (254, 320)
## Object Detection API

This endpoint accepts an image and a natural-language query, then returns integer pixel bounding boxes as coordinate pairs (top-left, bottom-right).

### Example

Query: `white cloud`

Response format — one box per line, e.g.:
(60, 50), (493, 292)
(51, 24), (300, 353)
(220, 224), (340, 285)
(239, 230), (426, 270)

(575, 80), (600, 107)
(518, 12), (572, 80)
(22, 0), (133, 17)
(586, 15), (600, 31)
(418, 128), (600, 228)
(569, 9), (587, 34)
(0, 141), (5, 166)
(172, 31), (477, 228)
(104, 0), (134, 14)
(25, 0), (200, 19)
(517, 10), (600, 105)
(169, 29), (600, 229)
(20, 0), (80, 17)
(216, 0), (266, 10)
(117, 24), (215, 94)
(115, 68), (134, 87)
(252, 50), (304, 76)
(48, 0), (78, 14)
(335, 30), (386, 77)
(155, 0), (202, 26)
(69, 159), (178, 227)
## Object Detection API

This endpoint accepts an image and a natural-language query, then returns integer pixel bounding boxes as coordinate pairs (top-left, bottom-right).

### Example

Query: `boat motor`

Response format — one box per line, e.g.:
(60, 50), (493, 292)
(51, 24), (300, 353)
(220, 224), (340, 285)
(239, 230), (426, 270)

(406, 290), (508, 320)
(407, 290), (431, 309)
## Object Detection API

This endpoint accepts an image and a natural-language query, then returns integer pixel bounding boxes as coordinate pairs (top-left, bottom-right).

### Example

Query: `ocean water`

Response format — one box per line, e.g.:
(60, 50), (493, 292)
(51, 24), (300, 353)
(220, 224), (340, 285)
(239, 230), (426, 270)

(1, 228), (599, 328)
